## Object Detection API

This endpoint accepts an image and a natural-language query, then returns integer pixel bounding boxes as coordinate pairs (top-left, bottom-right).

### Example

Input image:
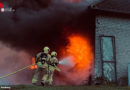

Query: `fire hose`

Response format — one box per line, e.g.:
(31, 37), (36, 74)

(0, 60), (62, 79)
(0, 64), (35, 79)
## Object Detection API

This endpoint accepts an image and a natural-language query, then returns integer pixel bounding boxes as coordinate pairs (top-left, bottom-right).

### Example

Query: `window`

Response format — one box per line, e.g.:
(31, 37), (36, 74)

(100, 36), (117, 82)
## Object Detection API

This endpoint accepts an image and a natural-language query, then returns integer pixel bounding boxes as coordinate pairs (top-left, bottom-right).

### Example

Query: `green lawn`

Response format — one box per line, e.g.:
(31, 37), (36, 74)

(4, 85), (130, 90)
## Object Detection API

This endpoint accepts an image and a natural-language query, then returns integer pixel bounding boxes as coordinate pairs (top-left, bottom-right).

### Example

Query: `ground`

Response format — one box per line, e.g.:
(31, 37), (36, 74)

(2, 85), (130, 90)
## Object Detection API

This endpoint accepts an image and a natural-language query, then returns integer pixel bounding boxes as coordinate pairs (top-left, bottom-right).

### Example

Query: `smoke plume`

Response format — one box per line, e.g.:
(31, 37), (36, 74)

(0, 0), (99, 85)
(0, 0), (98, 51)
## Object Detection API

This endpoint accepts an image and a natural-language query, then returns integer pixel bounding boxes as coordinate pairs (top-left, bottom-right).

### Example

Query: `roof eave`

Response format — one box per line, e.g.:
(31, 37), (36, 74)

(88, 5), (130, 18)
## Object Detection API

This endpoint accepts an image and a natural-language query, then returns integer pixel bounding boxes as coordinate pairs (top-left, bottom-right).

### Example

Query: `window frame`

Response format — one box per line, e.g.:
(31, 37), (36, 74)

(99, 35), (117, 83)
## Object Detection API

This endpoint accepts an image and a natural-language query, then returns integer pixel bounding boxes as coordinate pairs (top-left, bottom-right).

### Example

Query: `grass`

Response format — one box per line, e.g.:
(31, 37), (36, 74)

(1, 85), (129, 90)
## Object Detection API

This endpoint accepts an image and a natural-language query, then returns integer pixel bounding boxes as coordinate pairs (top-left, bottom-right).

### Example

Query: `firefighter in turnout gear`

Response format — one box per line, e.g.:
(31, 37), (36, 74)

(47, 51), (60, 85)
(32, 46), (51, 85)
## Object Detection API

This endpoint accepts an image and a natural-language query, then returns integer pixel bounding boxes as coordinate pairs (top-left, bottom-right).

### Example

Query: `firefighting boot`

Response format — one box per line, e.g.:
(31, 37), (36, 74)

(41, 81), (45, 86)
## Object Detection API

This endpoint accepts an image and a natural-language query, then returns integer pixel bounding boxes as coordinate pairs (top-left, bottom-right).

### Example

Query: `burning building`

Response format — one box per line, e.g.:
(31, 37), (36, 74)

(89, 0), (130, 85)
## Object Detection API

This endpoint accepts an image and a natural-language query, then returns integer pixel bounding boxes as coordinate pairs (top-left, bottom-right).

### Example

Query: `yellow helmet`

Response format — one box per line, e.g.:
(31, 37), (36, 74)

(43, 46), (50, 53)
(51, 51), (57, 56)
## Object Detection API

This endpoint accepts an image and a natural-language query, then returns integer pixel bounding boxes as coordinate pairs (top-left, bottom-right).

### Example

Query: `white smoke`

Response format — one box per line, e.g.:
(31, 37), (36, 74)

(59, 56), (75, 67)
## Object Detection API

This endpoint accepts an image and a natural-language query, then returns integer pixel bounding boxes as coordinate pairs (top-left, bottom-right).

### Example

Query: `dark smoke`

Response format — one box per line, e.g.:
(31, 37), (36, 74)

(0, 0), (99, 85)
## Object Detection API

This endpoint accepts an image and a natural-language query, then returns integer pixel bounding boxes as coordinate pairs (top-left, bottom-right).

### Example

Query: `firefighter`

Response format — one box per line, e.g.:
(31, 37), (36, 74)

(47, 51), (60, 85)
(32, 46), (51, 86)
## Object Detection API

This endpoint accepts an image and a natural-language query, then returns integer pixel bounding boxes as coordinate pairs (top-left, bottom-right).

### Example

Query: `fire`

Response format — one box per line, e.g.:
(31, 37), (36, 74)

(63, 34), (93, 71)
(30, 57), (37, 69)
(56, 34), (94, 85)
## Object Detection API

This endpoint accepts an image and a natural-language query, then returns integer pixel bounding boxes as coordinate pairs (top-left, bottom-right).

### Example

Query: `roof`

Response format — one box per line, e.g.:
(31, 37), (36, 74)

(90, 0), (130, 15)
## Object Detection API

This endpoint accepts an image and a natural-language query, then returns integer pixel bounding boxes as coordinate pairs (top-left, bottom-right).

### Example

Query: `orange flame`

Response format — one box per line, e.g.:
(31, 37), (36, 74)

(30, 57), (37, 69)
(64, 34), (93, 71)
(56, 34), (94, 85)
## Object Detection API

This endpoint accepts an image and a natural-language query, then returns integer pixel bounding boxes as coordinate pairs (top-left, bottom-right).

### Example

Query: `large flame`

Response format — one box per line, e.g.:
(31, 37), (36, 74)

(66, 34), (93, 71)
(30, 57), (37, 69)
(57, 34), (94, 85)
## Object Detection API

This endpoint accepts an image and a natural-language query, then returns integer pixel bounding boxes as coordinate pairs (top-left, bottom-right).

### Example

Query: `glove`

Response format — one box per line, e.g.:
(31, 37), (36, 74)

(37, 62), (42, 67)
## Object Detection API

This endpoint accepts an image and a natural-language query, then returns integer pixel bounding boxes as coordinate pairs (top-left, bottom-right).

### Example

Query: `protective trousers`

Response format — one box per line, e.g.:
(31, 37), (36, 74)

(32, 67), (48, 84)
(47, 65), (56, 85)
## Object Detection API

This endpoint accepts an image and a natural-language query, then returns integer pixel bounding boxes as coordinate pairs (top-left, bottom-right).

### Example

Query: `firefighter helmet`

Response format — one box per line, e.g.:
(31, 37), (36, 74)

(51, 51), (57, 56)
(43, 46), (50, 53)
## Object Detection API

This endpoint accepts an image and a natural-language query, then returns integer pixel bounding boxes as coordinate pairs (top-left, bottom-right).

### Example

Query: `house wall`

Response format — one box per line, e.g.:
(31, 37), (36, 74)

(94, 15), (130, 80)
